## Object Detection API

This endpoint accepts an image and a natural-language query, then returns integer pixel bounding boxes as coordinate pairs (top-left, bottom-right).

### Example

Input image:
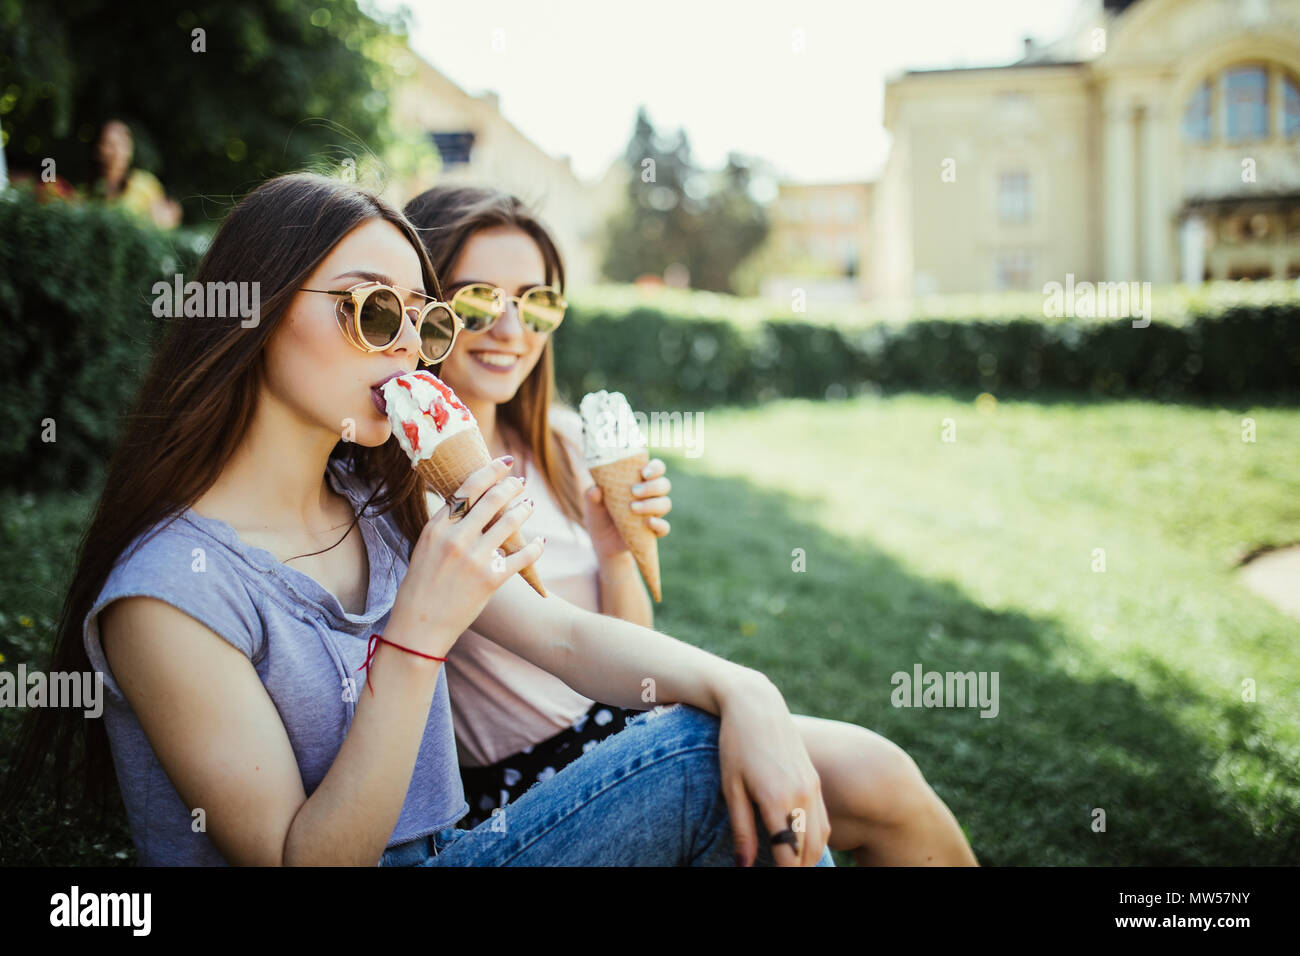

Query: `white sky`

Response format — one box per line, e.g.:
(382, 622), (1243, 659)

(381, 0), (1083, 184)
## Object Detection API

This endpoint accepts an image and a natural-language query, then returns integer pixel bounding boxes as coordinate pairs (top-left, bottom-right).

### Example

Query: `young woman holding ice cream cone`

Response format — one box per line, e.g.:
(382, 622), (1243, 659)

(2, 172), (841, 866)
(403, 185), (978, 866)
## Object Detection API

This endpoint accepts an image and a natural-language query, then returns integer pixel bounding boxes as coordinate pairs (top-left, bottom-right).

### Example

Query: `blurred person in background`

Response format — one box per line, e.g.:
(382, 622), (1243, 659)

(92, 119), (181, 229)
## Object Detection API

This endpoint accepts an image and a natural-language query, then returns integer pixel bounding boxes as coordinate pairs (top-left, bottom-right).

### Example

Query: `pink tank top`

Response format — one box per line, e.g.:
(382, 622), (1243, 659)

(442, 406), (602, 767)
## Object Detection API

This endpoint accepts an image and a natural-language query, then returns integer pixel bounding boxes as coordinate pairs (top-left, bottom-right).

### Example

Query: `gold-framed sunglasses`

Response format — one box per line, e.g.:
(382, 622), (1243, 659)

(300, 280), (464, 365)
(447, 282), (567, 334)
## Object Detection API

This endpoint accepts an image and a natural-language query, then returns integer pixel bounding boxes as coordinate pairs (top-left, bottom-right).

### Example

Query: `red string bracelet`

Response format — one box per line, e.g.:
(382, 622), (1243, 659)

(356, 632), (447, 697)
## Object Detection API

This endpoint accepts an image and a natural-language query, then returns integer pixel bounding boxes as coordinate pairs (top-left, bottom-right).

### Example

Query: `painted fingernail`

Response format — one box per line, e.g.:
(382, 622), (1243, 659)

(520, 475), (527, 487)
(501, 455), (515, 465)
(632, 483), (645, 494)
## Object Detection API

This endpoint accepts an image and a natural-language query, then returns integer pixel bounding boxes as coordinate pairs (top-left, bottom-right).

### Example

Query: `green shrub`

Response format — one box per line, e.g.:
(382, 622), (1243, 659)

(553, 308), (764, 408)
(555, 300), (1300, 408)
(0, 186), (205, 491)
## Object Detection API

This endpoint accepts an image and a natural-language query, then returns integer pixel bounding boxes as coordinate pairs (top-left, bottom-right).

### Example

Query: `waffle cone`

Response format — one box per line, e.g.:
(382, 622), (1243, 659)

(590, 450), (662, 601)
(414, 429), (546, 597)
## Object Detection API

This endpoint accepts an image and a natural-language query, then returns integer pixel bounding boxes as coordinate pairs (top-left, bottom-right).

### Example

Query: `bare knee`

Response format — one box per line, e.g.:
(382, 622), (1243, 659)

(844, 732), (936, 829)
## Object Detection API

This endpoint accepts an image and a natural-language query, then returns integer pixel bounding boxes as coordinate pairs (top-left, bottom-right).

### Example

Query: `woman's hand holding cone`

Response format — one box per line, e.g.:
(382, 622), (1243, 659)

(583, 458), (672, 560)
(388, 456), (545, 659)
(587, 452), (666, 601)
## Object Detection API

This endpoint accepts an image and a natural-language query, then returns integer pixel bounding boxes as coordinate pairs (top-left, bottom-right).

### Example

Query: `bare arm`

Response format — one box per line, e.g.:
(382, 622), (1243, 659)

(470, 573), (758, 716)
(101, 596), (443, 866)
(595, 549), (654, 627)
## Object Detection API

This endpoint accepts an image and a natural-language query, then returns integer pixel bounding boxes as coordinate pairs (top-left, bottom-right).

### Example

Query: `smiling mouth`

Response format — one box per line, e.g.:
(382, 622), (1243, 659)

(469, 350), (521, 370)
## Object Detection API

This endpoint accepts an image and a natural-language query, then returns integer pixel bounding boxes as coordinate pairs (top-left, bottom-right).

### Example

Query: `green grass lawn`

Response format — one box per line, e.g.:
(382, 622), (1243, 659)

(3, 393), (1298, 865)
(651, 393), (1300, 865)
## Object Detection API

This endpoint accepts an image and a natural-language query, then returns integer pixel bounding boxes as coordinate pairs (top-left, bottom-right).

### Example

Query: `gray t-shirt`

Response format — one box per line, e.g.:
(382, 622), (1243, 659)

(83, 454), (468, 865)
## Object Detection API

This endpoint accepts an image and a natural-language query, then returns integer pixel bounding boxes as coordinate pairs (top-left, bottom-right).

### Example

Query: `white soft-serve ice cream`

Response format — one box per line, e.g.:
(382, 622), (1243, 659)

(578, 389), (662, 601)
(579, 389), (647, 467)
(381, 370), (477, 464)
(381, 369), (548, 597)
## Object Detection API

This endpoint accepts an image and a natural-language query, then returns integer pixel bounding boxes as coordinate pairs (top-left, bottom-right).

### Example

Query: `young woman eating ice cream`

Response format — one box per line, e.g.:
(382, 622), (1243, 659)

(2, 172), (847, 866)
(403, 185), (978, 865)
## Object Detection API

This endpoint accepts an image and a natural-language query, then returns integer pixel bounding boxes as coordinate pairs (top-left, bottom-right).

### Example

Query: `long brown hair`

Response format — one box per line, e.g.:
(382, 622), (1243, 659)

(1, 172), (441, 817)
(403, 186), (585, 526)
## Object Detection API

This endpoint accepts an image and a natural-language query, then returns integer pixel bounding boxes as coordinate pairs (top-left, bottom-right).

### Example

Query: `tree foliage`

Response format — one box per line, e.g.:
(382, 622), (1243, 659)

(600, 107), (769, 294)
(0, 0), (410, 210)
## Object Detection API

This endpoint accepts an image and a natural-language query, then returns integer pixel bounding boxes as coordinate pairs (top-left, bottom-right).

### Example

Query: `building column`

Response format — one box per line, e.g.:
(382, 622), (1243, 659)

(1179, 214), (1207, 285)
(1104, 99), (1138, 280)
(1271, 65), (1285, 145)
(1139, 104), (1169, 282)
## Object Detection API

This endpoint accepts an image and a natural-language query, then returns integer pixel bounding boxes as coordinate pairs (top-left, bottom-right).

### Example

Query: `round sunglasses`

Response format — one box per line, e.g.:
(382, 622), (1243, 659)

(447, 282), (566, 334)
(300, 281), (463, 365)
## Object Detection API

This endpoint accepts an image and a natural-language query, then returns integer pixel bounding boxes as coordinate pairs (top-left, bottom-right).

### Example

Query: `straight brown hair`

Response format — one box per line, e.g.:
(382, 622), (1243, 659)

(1, 172), (442, 818)
(403, 186), (585, 526)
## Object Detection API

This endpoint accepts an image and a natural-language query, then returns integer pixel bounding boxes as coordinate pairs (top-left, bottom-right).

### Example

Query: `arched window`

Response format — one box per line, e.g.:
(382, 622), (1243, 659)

(1224, 66), (1269, 141)
(1183, 80), (1211, 141)
(1286, 76), (1300, 138)
(1182, 63), (1300, 143)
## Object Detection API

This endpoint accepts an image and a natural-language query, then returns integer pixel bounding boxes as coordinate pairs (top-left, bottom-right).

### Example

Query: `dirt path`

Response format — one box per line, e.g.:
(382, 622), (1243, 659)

(1239, 546), (1300, 620)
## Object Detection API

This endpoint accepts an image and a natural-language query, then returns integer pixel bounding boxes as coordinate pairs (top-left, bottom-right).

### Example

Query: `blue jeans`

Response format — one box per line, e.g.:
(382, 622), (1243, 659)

(380, 703), (836, 867)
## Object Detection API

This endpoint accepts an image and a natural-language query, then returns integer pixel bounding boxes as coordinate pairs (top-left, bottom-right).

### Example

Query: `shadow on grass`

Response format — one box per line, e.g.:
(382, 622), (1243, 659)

(652, 465), (1300, 866)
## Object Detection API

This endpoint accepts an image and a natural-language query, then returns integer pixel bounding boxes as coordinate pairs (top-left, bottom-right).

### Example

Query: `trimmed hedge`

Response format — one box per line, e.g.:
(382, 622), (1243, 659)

(0, 187), (205, 491)
(553, 304), (1300, 408)
(3, 183), (1296, 493)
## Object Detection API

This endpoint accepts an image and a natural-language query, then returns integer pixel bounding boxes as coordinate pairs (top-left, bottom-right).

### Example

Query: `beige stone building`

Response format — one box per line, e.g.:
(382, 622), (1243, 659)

(872, 0), (1300, 299)
(388, 54), (611, 288)
(762, 181), (874, 301)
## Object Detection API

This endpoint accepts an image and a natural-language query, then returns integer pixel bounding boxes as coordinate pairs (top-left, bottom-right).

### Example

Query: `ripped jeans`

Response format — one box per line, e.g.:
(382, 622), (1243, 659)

(380, 703), (836, 867)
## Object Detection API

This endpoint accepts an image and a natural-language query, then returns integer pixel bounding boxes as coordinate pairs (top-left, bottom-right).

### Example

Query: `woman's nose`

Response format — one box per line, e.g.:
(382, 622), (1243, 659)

(489, 299), (524, 339)
(390, 307), (424, 355)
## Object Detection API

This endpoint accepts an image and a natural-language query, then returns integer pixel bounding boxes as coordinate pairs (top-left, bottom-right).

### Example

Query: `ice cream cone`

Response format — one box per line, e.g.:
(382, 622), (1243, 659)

(590, 449), (661, 602)
(415, 429), (547, 598)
